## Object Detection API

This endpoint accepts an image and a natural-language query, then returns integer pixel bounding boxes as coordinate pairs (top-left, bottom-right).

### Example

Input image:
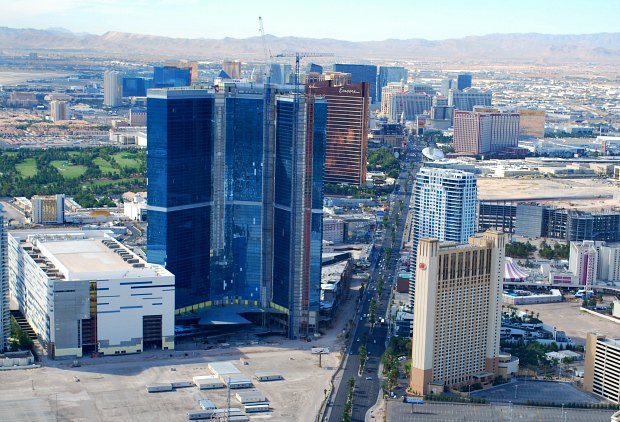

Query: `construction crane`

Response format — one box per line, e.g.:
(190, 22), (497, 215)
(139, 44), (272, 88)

(274, 51), (334, 91)
(258, 16), (272, 70)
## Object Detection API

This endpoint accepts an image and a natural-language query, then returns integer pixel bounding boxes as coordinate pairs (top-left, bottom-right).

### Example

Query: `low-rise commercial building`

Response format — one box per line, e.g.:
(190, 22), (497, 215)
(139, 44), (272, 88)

(8, 230), (174, 358)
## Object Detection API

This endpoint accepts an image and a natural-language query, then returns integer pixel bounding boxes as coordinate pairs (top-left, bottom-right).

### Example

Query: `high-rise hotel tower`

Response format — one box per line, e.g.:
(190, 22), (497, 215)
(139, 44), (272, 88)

(409, 168), (477, 307)
(147, 83), (326, 338)
(410, 231), (506, 395)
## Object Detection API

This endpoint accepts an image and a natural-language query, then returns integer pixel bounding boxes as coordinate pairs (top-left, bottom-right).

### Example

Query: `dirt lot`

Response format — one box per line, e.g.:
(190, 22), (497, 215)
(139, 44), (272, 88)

(0, 345), (342, 422)
(515, 300), (620, 346)
(0, 288), (364, 422)
(477, 177), (620, 209)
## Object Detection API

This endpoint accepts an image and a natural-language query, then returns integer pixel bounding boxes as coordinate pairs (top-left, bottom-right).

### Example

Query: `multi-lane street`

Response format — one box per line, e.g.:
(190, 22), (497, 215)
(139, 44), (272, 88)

(325, 149), (419, 422)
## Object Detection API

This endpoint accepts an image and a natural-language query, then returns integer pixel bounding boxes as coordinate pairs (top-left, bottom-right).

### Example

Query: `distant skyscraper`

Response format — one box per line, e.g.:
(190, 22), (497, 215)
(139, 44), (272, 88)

(440, 79), (456, 96)
(307, 63), (323, 74)
(307, 81), (370, 185)
(103, 70), (122, 107)
(377, 66), (407, 102)
(333, 64), (378, 103)
(49, 100), (69, 121)
(457, 73), (472, 91)
(0, 205), (7, 352)
(153, 66), (191, 88)
(410, 168), (477, 306)
(449, 88), (492, 111)
(410, 231), (506, 395)
(147, 83), (327, 338)
(428, 95), (454, 129)
(164, 61), (199, 84)
(270, 63), (292, 84)
(305, 71), (351, 86)
(453, 109), (520, 154)
(389, 92), (431, 122)
(381, 81), (407, 117)
(222, 60), (242, 79)
(122, 77), (150, 97)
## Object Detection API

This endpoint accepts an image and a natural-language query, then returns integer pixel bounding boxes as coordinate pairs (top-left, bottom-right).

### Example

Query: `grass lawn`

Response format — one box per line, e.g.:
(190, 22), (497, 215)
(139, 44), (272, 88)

(15, 158), (37, 177)
(1, 151), (18, 157)
(112, 152), (141, 169)
(94, 157), (119, 174)
(51, 160), (87, 179)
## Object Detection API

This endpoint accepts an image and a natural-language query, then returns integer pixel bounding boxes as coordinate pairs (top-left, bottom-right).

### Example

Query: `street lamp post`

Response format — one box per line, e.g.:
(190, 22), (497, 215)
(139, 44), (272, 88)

(561, 403), (566, 422)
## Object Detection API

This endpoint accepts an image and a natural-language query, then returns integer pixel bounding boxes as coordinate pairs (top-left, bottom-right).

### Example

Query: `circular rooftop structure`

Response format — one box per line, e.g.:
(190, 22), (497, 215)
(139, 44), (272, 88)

(422, 147), (445, 161)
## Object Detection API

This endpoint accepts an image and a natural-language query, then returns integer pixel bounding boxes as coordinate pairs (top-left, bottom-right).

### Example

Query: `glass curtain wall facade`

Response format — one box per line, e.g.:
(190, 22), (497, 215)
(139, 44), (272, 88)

(153, 66), (192, 88)
(410, 168), (477, 307)
(273, 95), (326, 338)
(147, 89), (213, 309)
(210, 90), (265, 302)
(377, 66), (407, 102)
(333, 64), (378, 103)
(147, 84), (326, 338)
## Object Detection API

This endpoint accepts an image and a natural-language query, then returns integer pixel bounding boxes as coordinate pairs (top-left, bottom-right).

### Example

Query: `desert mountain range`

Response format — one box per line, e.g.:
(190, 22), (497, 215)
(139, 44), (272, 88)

(1, 27), (619, 64)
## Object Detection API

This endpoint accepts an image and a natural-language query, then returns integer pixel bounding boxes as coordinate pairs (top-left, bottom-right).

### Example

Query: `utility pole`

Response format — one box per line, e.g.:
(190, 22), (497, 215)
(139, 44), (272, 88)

(226, 376), (231, 422)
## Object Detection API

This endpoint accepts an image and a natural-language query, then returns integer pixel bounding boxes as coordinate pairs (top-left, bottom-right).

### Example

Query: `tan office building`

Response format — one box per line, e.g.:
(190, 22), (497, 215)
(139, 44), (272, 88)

(222, 60), (241, 80)
(410, 230), (505, 395)
(585, 333), (620, 404)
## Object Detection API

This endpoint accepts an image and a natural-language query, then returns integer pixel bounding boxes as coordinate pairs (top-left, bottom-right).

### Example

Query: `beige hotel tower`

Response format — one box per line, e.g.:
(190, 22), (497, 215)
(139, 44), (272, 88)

(410, 230), (506, 395)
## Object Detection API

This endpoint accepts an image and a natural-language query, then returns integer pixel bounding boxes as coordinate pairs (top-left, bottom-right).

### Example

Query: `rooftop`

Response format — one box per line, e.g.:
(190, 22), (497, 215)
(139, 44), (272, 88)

(601, 337), (620, 349)
(42, 239), (135, 275)
(12, 230), (170, 281)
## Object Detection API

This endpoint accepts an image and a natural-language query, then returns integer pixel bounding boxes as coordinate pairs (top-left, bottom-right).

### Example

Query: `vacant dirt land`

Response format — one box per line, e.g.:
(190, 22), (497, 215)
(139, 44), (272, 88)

(477, 177), (619, 209)
(0, 344), (342, 422)
(516, 300), (620, 346)
(0, 286), (364, 422)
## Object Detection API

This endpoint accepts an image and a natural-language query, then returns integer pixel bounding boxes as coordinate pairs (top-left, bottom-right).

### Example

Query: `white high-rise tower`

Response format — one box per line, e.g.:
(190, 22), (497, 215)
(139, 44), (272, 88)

(104, 70), (122, 107)
(409, 168), (477, 307)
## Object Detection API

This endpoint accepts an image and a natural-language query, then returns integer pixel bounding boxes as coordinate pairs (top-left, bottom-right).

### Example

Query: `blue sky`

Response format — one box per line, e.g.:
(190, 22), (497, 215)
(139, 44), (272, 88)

(2, 0), (619, 41)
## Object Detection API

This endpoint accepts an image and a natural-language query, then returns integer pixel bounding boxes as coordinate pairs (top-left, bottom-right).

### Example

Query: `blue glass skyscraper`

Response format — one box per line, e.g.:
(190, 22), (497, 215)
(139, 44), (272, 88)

(457, 74), (473, 91)
(153, 66), (192, 88)
(333, 63), (378, 103)
(147, 89), (213, 309)
(377, 66), (407, 102)
(147, 83), (326, 338)
(122, 77), (151, 97)
(272, 94), (326, 337)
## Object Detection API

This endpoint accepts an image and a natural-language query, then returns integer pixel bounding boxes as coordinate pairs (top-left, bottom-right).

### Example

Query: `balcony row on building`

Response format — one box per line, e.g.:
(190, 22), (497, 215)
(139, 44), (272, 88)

(478, 201), (620, 243)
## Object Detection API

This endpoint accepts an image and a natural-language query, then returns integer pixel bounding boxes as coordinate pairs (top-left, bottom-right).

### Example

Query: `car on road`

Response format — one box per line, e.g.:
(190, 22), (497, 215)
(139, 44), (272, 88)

(365, 377), (372, 380)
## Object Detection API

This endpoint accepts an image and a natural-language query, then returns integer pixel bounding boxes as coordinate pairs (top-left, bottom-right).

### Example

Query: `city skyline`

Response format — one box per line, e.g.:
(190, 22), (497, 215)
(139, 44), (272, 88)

(2, 0), (620, 42)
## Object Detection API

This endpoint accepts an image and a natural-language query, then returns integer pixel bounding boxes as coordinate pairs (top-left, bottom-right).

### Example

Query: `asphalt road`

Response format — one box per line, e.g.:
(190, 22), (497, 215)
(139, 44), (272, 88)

(325, 152), (419, 422)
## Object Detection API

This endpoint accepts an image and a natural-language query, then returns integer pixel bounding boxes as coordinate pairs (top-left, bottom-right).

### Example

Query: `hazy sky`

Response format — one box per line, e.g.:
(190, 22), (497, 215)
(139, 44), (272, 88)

(2, 0), (619, 41)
